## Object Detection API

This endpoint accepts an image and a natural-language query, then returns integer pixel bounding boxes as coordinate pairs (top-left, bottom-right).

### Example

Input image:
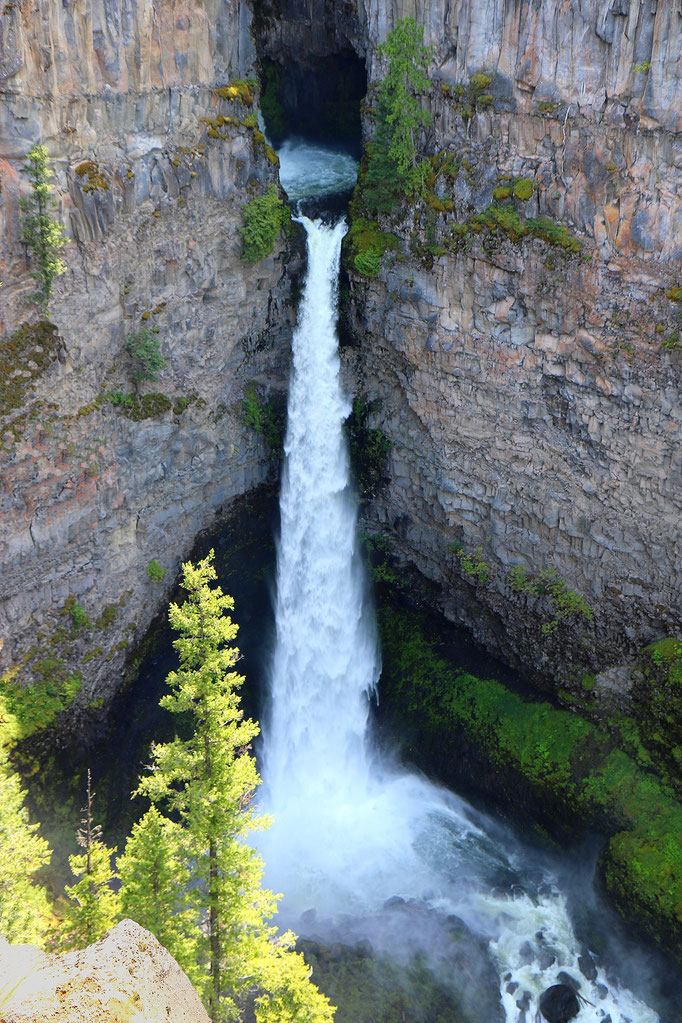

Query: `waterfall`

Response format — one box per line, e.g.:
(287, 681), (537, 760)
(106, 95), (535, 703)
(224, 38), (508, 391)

(257, 180), (659, 1023)
(264, 217), (378, 809)
(258, 217), (430, 912)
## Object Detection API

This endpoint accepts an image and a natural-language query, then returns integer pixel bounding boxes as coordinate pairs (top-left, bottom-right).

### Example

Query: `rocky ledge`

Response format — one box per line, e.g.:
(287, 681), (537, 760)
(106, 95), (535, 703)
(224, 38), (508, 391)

(0, 918), (209, 1023)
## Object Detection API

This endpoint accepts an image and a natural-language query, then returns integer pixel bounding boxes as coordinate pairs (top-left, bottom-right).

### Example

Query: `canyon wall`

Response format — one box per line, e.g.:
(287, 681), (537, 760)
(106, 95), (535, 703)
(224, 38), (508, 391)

(2, 0), (681, 728)
(0, 0), (296, 727)
(340, 0), (682, 698)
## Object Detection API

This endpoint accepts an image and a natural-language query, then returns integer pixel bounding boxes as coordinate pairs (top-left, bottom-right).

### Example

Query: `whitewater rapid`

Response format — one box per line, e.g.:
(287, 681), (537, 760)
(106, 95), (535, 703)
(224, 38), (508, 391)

(257, 144), (660, 1023)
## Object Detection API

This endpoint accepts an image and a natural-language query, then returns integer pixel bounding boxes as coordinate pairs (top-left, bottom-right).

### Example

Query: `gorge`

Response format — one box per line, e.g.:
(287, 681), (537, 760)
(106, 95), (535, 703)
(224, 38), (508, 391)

(1, 1), (681, 1021)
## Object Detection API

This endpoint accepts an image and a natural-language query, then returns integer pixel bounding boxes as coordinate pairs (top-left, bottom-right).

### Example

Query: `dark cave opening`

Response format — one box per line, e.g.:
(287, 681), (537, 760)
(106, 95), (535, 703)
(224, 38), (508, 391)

(252, 0), (368, 154)
(260, 53), (366, 154)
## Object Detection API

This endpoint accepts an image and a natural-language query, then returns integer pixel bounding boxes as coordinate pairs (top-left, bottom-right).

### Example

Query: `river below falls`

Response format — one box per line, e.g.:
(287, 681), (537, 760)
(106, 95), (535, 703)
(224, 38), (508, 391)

(24, 141), (681, 1023)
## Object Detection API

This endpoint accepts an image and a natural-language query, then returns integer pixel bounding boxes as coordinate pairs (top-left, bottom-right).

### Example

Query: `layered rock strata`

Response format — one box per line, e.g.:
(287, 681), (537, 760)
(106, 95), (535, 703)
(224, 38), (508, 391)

(343, 0), (682, 697)
(0, 0), (296, 725)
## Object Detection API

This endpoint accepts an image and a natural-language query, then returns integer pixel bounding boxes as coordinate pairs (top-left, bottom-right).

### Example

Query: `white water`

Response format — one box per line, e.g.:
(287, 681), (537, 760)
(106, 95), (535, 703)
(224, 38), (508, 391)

(277, 138), (358, 201)
(258, 147), (660, 1023)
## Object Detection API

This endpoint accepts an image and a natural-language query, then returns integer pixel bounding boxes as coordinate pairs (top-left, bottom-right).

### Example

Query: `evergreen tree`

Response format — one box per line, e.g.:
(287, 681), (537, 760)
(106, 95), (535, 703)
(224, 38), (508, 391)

(134, 552), (334, 1023)
(126, 327), (168, 387)
(363, 17), (433, 211)
(376, 17), (433, 194)
(60, 770), (119, 949)
(19, 143), (67, 308)
(0, 745), (52, 944)
(118, 806), (197, 982)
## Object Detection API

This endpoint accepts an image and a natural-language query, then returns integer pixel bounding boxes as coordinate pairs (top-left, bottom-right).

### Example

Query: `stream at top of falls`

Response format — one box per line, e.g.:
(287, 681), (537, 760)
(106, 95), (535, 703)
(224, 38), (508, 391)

(255, 141), (661, 1023)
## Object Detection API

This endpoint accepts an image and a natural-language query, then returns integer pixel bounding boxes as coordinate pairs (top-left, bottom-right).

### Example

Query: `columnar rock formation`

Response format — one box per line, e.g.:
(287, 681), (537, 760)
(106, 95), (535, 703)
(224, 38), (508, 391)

(0, 0), (297, 723)
(337, 0), (682, 695)
(1, 0), (681, 722)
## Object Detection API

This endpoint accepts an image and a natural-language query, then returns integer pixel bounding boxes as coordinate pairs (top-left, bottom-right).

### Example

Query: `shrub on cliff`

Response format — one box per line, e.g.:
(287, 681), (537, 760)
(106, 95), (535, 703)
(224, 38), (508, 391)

(19, 143), (67, 309)
(240, 381), (284, 452)
(240, 185), (289, 263)
(126, 328), (168, 387)
(347, 397), (392, 496)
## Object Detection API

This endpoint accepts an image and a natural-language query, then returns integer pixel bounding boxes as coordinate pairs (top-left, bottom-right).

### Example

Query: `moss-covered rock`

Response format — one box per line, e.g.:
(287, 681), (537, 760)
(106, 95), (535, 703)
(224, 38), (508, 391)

(377, 604), (682, 958)
(0, 321), (62, 419)
(630, 638), (682, 794)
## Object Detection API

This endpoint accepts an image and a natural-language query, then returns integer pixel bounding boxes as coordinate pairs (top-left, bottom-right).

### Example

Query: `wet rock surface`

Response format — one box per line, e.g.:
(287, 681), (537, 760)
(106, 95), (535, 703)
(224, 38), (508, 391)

(539, 983), (581, 1022)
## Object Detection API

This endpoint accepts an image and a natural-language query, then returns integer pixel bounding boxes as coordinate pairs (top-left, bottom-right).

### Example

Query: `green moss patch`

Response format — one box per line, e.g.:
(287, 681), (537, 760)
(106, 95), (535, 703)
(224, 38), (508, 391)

(451, 204), (581, 254)
(240, 185), (289, 263)
(0, 321), (62, 418)
(378, 606), (682, 956)
(345, 218), (400, 277)
(104, 391), (173, 421)
(512, 178), (533, 201)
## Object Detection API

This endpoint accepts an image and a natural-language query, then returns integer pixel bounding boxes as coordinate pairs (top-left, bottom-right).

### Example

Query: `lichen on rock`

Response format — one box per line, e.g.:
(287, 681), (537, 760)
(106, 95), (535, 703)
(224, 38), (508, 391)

(0, 918), (210, 1022)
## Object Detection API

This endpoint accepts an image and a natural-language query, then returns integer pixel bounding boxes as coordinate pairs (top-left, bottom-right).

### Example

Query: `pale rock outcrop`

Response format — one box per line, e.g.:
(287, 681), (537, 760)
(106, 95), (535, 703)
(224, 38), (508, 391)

(0, 918), (210, 1023)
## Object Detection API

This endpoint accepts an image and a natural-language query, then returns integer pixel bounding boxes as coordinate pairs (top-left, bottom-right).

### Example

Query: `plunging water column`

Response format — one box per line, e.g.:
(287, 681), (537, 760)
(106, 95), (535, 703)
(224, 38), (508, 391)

(264, 216), (378, 825)
(259, 217), (434, 911)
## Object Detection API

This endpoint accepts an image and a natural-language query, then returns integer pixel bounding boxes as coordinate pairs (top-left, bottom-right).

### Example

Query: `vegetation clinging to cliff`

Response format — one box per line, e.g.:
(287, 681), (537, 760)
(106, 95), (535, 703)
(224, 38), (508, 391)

(378, 604), (682, 956)
(19, 144), (67, 308)
(240, 185), (289, 263)
(346, 397), (392, 497)
(353, 16), (434, 225)
(126, 327), (168, 387)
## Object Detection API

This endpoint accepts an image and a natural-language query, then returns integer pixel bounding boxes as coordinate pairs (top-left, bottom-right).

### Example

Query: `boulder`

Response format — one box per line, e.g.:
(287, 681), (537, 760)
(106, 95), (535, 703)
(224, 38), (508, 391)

(539, 983), (581, 1022)
(0, 918), (209, 1023)
(578, 952), (598, 981)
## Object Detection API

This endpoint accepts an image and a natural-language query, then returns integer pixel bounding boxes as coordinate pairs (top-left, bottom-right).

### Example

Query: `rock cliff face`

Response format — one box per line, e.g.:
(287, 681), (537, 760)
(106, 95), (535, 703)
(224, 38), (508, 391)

(341, 0), (682, 696)
(0, 0), (297, 725)
(2, 0), (681, 725)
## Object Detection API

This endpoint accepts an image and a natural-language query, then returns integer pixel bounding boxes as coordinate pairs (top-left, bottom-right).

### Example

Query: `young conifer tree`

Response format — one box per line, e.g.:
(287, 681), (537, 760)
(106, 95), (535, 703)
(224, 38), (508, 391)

(364, 17), (433, 207)
(128, 551), (333, 1023)
(126, 327), (168, 387)
(118, 806), (198, 984)
(0, 744), (52, 943)
(19, 143), (67, 308)
(60, 769), (119, 949)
